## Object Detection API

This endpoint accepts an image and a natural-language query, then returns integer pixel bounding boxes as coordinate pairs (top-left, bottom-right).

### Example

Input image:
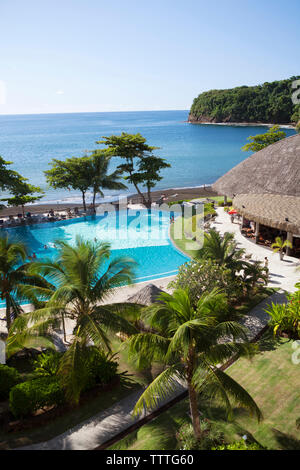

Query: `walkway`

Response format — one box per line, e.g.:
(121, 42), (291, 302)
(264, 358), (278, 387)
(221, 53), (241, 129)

(211, 208), (300, 293)
(19, 382), (186, 450)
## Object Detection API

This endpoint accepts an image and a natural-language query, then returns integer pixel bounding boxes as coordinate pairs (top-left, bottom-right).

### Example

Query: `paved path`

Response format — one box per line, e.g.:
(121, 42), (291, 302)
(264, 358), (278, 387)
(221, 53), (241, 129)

(19, 382), (187, 450)
(211, 208), (300, 293)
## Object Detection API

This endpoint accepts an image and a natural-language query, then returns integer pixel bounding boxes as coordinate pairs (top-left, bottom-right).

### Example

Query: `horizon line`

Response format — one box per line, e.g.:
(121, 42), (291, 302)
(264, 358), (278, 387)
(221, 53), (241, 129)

(0, 108), (190, 117)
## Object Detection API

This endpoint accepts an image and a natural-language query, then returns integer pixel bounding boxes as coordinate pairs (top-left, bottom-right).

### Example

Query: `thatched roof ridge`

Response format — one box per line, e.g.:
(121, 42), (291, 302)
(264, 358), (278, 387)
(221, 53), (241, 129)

(233, 194), (300, 235)
(127, 284), (166, 306)
(212, 134), (300, 198)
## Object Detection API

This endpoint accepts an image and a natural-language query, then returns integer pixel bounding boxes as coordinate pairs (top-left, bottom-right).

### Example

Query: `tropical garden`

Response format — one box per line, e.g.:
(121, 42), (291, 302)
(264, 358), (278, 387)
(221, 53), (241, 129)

(1, 219), (298, 450)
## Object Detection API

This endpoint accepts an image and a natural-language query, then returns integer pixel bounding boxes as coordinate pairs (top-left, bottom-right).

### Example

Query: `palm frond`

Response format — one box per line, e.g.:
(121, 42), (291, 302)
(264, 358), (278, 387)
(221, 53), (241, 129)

(58, 336), (90, 404)
(194, 365), (262, 422)
(126, 332), (171, 368)
(133, 363), (185, 416)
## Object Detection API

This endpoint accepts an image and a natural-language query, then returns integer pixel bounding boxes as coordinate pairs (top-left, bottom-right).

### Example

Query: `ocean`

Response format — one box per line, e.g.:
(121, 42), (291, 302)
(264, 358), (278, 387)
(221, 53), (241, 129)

(0, 110), (295, 204)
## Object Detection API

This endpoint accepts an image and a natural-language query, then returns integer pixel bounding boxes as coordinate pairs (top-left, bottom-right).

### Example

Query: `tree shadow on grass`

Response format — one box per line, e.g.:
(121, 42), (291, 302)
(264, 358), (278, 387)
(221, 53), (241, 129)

(258, 331), (284, 353)
(271, 428), (300, 450)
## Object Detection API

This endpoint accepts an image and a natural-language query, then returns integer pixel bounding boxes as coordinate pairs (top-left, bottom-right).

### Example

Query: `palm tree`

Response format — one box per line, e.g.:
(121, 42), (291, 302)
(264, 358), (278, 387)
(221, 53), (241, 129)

(241, 260), (268, 294)
(88, 151), (127, 210)
(0, 233), (52, 330)
(271, 237), (292, 260)
(7, 236), (140, 403)
(196, 230), (245, 271)
(126, 288), (262, 441)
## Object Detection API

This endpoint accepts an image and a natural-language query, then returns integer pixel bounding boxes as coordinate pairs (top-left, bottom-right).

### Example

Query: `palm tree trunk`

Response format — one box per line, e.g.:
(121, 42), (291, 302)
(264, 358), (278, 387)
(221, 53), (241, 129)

(188, 382), (202, 441)
(92, 190), (96, 211)
(5, 295), (11, 331)
(61, 313), (67, 342)
(187, 344), (202, 441)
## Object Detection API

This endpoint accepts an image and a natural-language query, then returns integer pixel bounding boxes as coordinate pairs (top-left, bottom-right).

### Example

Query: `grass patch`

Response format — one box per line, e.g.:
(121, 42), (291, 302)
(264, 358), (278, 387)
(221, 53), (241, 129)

(170, 203), (216, 258)
(109, 335), (300, 450)
(170, 214), (202, 258)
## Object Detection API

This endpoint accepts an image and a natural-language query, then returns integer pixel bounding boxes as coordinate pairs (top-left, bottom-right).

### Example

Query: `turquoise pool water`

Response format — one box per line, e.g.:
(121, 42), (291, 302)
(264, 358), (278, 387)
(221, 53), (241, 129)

(1, 209), (189, 308)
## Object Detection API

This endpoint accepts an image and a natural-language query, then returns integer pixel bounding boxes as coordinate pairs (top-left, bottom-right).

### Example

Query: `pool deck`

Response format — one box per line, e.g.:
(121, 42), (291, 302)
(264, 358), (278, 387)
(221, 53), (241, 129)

(0, 274), (176, 336)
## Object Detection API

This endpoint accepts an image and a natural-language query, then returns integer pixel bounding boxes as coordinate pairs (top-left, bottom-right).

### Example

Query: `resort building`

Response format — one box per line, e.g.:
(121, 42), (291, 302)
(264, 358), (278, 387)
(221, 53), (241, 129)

(212, 134), (300, 257)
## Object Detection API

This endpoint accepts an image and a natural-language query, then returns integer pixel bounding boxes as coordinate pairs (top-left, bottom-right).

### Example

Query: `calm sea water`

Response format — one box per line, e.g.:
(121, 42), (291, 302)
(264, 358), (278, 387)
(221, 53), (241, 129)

(0, 111), (295, 204)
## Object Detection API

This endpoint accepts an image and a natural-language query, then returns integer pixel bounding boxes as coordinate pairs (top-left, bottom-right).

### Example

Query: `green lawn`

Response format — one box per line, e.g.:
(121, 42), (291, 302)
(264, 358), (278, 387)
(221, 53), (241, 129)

(110, 335), (300, 450)
(170, 214), (202, 258)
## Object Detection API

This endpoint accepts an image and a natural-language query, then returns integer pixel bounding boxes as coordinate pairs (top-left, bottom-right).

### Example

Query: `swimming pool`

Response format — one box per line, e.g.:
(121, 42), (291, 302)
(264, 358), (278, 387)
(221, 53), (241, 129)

(1, 209), (189, 307)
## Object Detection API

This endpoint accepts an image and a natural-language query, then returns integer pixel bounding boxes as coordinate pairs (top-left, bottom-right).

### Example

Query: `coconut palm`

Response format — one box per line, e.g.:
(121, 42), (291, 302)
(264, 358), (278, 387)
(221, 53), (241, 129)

(0, 233), (52, 330)
(88, 151), (128, 210)
(126, 288), (262, 441)
(271, 237), (292, 260)
(196, 229), (245, 271)
(7, 236), (140, 403)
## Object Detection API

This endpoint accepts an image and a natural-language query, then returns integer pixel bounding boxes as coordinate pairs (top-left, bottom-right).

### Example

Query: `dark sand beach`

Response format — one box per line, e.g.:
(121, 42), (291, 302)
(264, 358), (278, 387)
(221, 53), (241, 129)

(0, 186), (219, 217)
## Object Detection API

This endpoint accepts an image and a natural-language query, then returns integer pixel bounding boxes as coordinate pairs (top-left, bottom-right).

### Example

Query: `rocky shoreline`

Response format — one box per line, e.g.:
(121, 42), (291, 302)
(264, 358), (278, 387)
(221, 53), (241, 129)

(188, 115), (295, 129)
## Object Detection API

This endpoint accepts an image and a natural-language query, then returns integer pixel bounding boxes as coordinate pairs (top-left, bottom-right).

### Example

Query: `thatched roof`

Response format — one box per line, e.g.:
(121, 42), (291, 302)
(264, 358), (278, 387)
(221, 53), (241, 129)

(127, 284), (166, 306)
(233, 194), (300, 235)
(212, 134), (300, 198)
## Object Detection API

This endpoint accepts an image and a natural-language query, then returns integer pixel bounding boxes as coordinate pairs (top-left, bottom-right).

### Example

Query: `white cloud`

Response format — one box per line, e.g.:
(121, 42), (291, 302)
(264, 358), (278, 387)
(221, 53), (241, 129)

(55, 89), (64, 95)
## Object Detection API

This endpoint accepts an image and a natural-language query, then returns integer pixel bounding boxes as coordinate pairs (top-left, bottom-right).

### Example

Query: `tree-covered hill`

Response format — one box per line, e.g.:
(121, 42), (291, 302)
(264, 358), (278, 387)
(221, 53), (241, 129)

(189, 77), (300, 125)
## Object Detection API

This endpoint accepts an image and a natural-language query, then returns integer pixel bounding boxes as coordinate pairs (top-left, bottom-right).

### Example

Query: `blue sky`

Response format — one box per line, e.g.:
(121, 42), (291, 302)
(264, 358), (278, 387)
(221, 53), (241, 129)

(0, 0), (299, 114)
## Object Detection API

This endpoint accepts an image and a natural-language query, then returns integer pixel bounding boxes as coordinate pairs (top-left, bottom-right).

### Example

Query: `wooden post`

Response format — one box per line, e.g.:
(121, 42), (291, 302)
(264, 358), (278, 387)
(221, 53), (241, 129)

(0, 339), (5, 364)
(255, 222), (260, 243)
(287, 232), (293, 256)
(223, 195), (227, 205)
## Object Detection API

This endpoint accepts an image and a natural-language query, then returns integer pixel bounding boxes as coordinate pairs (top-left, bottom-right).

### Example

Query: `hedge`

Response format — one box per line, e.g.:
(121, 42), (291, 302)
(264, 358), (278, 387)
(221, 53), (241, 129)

(0, 364), (21, 400)
(9, 376), (65, 418)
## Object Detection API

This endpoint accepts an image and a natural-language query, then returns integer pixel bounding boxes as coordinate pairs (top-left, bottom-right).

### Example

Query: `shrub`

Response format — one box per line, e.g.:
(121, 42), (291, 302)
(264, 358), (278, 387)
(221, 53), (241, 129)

(212, 439), (264, 450)
(217, 200), (232, 207)
(84, 347), (118, 391)
(177, 422), (224, 450)
(169, 259), (243, 306)
(265, 285), (300, 339)
(33, 350), (62, 377)
(0, 364), (21, 400)
(9, 376), (65, 418)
